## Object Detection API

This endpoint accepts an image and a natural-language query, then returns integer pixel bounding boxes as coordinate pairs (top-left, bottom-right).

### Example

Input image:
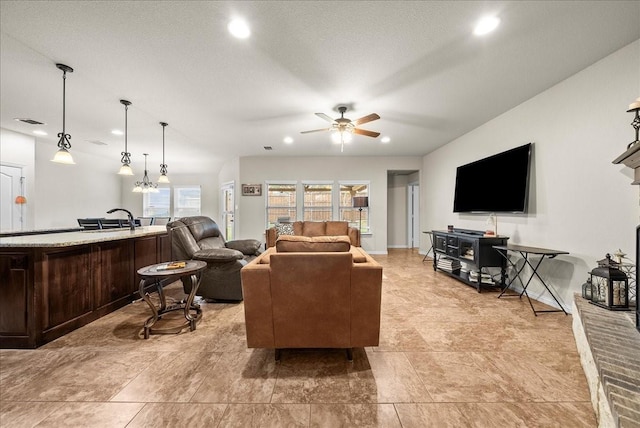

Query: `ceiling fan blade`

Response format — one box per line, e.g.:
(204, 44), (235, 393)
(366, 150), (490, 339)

(300, 128), (331, 134)
(315, 113), (335, 123)
(353, 128), (380, 138)
(352, 113), (380, 126)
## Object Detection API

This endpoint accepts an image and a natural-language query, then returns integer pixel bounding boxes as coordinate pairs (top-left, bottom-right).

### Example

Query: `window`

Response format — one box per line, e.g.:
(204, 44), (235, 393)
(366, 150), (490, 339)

(340, 182), (370, 233)
(143, 187), (170, 217)
(173, 186), (201, 218)
(303, 182), (332, 222)
(266, 183), (296, 228)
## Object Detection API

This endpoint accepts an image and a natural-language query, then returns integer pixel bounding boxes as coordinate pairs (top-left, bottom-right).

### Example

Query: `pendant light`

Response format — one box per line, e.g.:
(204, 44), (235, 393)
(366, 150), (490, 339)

(133, 153), (158, 193)
(51, 63), (75, 164)
(157, 122), (170, 183)
(117, 99), (134, 175)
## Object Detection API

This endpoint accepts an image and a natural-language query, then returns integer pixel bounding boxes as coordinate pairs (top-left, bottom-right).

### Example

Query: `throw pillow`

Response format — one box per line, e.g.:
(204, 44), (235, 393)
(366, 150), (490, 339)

(275, 222), (294, 237)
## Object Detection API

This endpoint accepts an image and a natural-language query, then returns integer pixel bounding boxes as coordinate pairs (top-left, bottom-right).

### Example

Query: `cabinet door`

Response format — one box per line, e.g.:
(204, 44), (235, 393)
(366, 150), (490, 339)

(434, 234), (447, 252)
(0, 253), (30, 335)
(92, 241), (133, 309)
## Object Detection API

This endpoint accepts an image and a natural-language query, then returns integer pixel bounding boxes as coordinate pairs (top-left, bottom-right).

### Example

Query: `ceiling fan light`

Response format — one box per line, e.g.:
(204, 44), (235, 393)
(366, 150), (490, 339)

(343, 131), (353, 143)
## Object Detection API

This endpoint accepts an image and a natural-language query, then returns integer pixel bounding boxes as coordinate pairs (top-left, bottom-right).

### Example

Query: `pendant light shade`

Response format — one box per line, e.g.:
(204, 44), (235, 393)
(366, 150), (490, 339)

(158, 121), (170, 183)
(51, 63), (75, 164)
(118, 99), (134, 175)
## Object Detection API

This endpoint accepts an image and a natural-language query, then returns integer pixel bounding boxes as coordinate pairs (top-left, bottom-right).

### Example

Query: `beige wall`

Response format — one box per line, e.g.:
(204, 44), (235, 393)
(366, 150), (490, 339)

(237, 156), (422, 253)
(421, 40), (640, 311)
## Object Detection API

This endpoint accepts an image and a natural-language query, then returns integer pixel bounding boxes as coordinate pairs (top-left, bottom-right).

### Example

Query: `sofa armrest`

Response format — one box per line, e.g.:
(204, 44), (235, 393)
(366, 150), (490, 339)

(226, 239), (262, 255)
(192, 248), (244, 263)
(348, 227), (361, 247)
(265, 228), (277, 248)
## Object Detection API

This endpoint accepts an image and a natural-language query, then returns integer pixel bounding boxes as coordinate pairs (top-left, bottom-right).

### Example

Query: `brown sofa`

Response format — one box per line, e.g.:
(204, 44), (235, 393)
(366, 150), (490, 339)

(265, 220), (360, 248)
(241, 235), (382, 360)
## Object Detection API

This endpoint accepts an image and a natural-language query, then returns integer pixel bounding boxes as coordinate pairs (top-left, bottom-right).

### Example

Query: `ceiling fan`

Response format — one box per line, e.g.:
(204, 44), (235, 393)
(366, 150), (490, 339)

(301, 106), (380, 152)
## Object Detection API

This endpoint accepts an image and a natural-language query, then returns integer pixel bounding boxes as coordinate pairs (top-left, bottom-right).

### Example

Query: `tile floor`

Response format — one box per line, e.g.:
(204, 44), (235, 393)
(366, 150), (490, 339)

(0, 249), (596, 427)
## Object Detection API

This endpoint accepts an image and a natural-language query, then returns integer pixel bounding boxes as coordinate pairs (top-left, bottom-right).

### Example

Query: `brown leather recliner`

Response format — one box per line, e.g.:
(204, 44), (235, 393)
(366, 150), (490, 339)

(167, 216), (262, 301)
(241, 237), (382, 360)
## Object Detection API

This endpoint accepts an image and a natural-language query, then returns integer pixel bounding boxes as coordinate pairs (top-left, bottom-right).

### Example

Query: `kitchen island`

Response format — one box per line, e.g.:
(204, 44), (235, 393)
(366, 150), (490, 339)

(0, 226), (171, 348)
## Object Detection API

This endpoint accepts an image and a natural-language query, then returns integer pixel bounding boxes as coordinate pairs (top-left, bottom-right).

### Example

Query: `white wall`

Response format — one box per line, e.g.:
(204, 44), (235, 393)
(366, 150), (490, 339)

(1, 128), (121, 230)
(238, 156), (422, 253)
(422, 40), (640, 311)
(387, 174), (409, 248)
(120, 173), (219, 220)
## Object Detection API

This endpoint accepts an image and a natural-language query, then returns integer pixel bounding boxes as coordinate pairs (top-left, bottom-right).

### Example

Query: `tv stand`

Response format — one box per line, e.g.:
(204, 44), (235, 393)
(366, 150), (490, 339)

(432, 229), (508, 292)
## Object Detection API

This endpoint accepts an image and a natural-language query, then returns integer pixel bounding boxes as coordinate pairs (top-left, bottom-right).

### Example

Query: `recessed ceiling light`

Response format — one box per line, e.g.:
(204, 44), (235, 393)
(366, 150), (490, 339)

(381, 136), (391, 143)
(111, 129), (123, 136)
(473, 16), (500, 36)
(283, 136), (293, 144)
(33, 130), (48, 136)
(228, 18), (251, 39)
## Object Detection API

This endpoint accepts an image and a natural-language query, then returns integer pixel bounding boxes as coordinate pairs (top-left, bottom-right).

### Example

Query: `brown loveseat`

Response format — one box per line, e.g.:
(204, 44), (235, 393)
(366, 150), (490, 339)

(241, 235), (382, 360)
(265, 220), (360, 248)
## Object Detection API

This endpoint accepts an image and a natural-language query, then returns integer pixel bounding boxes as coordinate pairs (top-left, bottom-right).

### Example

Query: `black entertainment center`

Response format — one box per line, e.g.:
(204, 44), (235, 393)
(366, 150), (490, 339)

(432, 229), (508, 292)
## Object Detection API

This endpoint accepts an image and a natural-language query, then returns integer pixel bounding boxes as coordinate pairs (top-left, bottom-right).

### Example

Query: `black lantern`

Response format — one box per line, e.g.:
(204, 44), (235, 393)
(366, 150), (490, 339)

(581, 277), (592, 300)
(589, 254), (629, 310)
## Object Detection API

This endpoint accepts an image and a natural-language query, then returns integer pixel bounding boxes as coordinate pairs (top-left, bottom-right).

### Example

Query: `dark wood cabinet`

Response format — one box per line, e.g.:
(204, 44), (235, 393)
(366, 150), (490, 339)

(432, 229), (508, 292)
(0, 230), (170, 348)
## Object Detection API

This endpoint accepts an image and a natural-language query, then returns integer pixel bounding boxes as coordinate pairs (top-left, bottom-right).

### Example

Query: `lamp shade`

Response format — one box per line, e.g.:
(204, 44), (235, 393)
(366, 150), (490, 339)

(353, 196), (369, 208)
(15, 195), (27, 204)
(51, 147), (75, 164)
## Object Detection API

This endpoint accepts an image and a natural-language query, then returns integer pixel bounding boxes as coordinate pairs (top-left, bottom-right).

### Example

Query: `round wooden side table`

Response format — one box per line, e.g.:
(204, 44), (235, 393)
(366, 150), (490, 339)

(137, 260), (207, 339)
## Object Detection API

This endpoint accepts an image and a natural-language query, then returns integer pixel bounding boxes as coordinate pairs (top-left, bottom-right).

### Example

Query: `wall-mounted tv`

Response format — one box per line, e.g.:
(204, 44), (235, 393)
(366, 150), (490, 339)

(453, 143), (532, 213)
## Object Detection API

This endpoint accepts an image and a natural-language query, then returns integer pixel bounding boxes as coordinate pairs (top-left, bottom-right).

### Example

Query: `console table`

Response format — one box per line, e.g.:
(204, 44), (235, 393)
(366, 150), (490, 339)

(432, 229), (508, 292)
(493, 244), (569, 316)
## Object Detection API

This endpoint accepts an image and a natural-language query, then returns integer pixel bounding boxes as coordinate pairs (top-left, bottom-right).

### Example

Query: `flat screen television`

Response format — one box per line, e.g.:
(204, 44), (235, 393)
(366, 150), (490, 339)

(453, 143), (532, 213)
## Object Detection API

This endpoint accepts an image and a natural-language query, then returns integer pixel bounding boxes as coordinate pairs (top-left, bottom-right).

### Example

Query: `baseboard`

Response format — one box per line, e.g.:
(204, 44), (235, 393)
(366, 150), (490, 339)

(367, 250), (388, 255)
(387, 245), (409, 249)
(505, 283), (571, 314)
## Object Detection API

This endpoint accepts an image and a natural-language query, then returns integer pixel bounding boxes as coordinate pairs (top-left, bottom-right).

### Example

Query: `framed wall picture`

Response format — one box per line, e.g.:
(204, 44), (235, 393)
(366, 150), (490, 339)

(242, 184), (262, 196)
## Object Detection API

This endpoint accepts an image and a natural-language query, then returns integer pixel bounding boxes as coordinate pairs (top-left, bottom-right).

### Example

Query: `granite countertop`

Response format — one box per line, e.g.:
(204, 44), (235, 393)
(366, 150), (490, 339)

(0, 226), (168, 248)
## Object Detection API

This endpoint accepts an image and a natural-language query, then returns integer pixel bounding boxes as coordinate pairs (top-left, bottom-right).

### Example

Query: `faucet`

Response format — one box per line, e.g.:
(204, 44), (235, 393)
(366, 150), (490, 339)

(107, 208), (136, 231)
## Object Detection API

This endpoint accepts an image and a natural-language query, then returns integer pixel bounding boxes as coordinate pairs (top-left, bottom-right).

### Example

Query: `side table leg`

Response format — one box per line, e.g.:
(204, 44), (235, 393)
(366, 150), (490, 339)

(182, 273), (202, 331)
(139, 278), (159, 339)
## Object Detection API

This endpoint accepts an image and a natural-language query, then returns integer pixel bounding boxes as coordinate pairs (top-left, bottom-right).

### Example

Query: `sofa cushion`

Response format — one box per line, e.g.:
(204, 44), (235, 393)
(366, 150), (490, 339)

(192, 248), (244, 262)
(276, 235), (351, 252)
(326, 221), (349, 236)
(226, 239), (262, 255)
(275, 223), (294, 237)
(292, 221), (304, 236)
(302, 221), (326, 237)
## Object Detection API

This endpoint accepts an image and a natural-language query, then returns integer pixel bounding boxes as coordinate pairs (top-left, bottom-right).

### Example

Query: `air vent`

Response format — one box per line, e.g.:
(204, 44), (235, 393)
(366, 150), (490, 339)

(263, 146), (273, 151)
(87, 140), (108, 146)
(14, 118), (46, 125)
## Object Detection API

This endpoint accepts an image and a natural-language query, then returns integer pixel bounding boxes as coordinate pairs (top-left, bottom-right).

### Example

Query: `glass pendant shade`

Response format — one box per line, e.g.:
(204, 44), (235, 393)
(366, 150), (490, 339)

(132, 185), (143, 193)
(132, 153), (157, 194)
(52, 147), (75, 164)
(51, 63), (75, 165)
(157, 174), (170, 184)
(118, 164), (134, 176)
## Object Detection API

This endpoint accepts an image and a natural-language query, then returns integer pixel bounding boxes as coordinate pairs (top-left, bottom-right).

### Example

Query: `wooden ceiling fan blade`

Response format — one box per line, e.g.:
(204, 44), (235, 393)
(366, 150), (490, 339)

(352, 113), (380, 126)
(353, 128), (380, 138)
(300, 128), (331, 134)
(315, 113), (336, 123)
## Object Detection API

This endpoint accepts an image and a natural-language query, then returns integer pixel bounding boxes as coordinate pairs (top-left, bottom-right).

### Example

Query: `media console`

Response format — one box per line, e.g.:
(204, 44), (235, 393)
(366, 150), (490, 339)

(432, 229), (508, 292)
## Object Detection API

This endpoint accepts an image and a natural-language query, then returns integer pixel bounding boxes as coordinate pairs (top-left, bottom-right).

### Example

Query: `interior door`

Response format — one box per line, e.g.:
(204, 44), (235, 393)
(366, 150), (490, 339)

(221, 182), (235, 240)
(1, 165), (24, 232)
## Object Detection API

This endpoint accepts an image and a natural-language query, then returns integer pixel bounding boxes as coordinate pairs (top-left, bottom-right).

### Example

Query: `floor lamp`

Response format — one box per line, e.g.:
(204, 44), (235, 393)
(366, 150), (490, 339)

(353, 196), (369, 234)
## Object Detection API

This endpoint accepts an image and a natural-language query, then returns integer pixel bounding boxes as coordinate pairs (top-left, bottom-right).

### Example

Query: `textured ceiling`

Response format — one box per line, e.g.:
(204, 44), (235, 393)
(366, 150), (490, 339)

(1, 1), (639, 174)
